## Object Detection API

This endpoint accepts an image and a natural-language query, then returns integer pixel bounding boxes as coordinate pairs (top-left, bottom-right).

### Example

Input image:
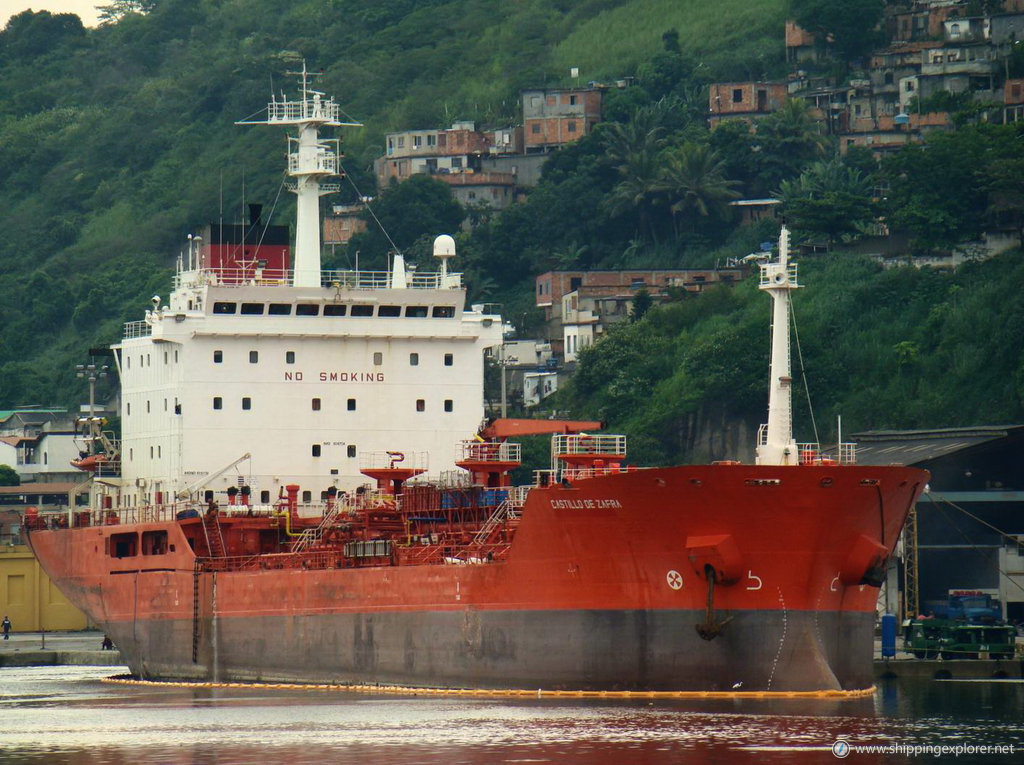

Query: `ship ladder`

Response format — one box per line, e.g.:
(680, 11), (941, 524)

(200, 513), (226, 557)
(191, 564), (201, 663)
(291, 499), (347, 553)
(472, 498), (515, 546)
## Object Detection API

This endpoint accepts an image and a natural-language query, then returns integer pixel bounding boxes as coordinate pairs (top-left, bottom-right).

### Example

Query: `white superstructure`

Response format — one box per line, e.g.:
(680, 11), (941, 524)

(101, 71), (503, 509)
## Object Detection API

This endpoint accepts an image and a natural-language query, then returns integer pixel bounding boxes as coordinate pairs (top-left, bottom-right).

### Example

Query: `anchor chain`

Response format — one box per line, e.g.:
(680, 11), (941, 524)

(696, 566), (733, 641)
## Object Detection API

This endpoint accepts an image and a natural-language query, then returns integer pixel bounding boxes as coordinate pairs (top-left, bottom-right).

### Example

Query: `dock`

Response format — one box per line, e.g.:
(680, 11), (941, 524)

(0, 630), (123, 668)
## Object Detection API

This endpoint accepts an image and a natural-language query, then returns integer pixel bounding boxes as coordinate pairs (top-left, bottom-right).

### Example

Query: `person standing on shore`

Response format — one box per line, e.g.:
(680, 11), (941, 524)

(2, 615), (10, 640)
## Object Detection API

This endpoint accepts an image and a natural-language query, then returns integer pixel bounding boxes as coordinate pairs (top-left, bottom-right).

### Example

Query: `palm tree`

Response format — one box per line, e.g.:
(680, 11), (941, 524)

(655, 143), (741, 237)
(602, 117), (668, 246)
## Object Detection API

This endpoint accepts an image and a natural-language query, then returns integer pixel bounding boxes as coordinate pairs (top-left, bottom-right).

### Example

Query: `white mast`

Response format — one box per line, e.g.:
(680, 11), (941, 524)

(755, 225), (801, 466)
(238, 62), (361, 288)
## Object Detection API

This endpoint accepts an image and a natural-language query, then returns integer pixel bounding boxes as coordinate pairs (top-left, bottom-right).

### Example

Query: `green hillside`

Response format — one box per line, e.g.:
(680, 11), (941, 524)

(0, 0), (1021, 462)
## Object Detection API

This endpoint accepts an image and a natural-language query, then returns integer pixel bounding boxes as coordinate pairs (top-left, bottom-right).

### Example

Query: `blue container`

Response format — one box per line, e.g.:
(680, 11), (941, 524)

(881, 613), (897, 658)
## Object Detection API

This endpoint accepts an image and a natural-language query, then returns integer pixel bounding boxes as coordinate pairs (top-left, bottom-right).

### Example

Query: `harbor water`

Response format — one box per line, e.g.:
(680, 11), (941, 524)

(0, 665), (1021, 764)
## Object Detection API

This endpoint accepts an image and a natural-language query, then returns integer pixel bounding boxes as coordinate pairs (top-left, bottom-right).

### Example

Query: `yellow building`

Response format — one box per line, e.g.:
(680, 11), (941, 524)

(0, 546), (88, 632)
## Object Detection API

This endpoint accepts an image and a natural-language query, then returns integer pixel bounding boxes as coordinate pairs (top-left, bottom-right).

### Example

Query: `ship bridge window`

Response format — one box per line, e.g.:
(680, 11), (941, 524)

(242, 397), (252, 410)
(347, 445), (357, 458)
(296, 304), (320, 316)
(410, 353), (419, 366)
(312, 444), (321, 457)
(213, 302), (237, 314)
(142, 530), (168, 556)
(214, 350), (223, 363)
(444, 399), (453, 412)
(109, 532), (138, 559)
(444, 353), (453, 366)
(324, 304), (347, 317)
(372, 352), (383, 365)
(260, 490), (270, 503)
(213, 397), (223, 410)
(379, 305), (401, 317)
(406, 306), (428, 318)
(249, 351), (258, 364)
(416, 399), (425, 412)
(432, 306), (455, 318)
(351, 305), (374, 317)
(312, 398), (321, 411)
(268, 303), (291, 316)
(286, 351), (295, 364)
(241, 303), (264, 315)
(347, 398), (356, 411)
(302, 490), (312, 503)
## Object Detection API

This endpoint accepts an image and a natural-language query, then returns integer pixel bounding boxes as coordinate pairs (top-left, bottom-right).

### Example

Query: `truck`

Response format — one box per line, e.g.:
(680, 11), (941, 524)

(903, 619), (1016, 660)
(927, 591), (1003, 623)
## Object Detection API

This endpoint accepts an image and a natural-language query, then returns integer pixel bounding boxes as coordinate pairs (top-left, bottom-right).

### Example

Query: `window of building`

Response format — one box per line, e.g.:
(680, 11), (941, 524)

(286, 351), (295, 364)
(241, 303), (264, 315)
(432, 306), (455, 318)
(312, 398), (321, 411)
(397, 137), (405, 148)
(413, 135), (422, 148)
(214, 350), (223, 363)
(451, 157), (463, 169)
(732, 88), (743, 103)
(427, 134), (436, 146)
(213, 397), (222, 410)
(444, 353), (454, 366)
(373, 352), (383, 365)
(242, 397), (252, 410)
(351, 305), (374, 317)
(249, 350), (259, 364)
(567, 121), (576, 133)
(296, 304), (319, 316)
(324, 304), (347, 316)
(347, 445), (357, 458)
(312, 444), (321, 457)
(410, 353), (419, 366)
(468, 191), (476, 200)
(213, 302), (237, 314)
(531, 123), (540, 134)
(269, 303), (292, 316)
(379, 305), (401, 317)
(406, 306), (428, 318)
(569, 94), (577, 105)
(347, 398), (356, 411)
(416, 399), (425, 412)
(444, 399), (453, 412)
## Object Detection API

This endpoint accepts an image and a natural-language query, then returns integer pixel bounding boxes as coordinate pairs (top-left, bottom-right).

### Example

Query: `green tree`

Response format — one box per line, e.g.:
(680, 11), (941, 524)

(791, 0), (886, 63)
(0, 465), (19, 487)
(778, 160), (874, 244)
(631, 288), (653, 322)
(655, 142), (740, 235)
(347, 175), (465, 267)
(754, 99), (830, 191)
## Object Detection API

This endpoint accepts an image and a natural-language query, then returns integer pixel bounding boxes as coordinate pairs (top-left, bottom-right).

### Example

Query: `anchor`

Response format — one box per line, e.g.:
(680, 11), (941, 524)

(696, 565), (733, 641)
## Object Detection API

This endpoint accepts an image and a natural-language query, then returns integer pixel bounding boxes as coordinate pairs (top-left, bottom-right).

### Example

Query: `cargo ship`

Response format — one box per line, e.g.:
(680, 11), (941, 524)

(26, 68), (928, 693)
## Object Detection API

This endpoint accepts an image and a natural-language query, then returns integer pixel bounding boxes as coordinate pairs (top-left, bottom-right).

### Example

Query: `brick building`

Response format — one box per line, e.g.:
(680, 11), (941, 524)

(708, 82), (788, 128)
(521, 87), (604, 153)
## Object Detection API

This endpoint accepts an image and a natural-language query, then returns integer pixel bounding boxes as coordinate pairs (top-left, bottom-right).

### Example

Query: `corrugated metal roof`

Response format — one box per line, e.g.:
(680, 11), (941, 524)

(851, 425), (1023, 466)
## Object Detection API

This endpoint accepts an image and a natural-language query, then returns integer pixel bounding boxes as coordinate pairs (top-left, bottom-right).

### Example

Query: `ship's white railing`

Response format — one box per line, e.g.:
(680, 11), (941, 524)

(267, 97), (340, 123)
(358, 450), (428, 472)
(173, 267), (463, 290)
(508, 485), (532, 508)
(287, 146), (338, 175)
(759, 262), (799, 287)
(456, 440), (521, 463)
(123, 321), (152, 339)
(795, 442), (857, 466)
(552, 433), (627, 457)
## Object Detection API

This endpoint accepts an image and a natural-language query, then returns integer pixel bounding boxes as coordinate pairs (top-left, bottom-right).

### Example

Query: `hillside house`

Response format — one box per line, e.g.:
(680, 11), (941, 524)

(521, 87), (604, 153)
(708, 82), (788, 128)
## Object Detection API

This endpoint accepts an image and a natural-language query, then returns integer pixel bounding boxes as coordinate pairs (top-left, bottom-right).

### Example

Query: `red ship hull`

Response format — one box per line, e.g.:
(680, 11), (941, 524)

(27, 463), (927, 692)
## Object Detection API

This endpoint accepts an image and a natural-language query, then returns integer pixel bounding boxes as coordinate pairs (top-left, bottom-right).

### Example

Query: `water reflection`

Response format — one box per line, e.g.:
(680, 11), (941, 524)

(0, 668), (1020, 764)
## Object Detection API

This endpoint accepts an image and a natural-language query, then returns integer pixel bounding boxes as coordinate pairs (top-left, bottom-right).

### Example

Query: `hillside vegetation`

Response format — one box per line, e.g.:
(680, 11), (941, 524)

(0, 0), (1022, 464)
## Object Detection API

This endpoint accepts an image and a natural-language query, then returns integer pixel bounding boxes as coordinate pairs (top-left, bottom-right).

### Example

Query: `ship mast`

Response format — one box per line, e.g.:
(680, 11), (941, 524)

(755, 225), (801, 466)
(238, 62), (360, 288)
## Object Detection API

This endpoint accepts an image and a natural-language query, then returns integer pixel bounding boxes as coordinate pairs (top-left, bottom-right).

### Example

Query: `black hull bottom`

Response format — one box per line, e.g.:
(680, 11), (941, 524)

(109, 608), (874, 692)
